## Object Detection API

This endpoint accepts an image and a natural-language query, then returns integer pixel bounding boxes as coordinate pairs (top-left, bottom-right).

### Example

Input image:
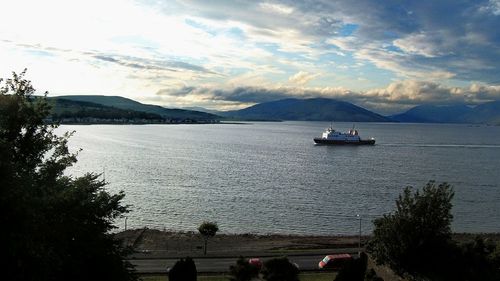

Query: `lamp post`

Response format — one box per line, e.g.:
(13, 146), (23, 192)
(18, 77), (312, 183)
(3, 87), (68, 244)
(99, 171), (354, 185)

(356, 214), (361, 254)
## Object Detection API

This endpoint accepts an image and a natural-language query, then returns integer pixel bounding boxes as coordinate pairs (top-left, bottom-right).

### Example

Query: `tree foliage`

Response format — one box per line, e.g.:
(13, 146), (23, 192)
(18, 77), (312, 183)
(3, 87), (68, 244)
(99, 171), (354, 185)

(229, 257), (260, 281)
(367, 181), (454, 276)
(198, 221), (219, 238)
(198, 221), (218, 255)
(261, 257), (299, 281)
(0, 70), (135, 281)
(334, 252), (368, 281)
(169, 257), (197, 281)
(455, 237), (500, 281)
(367, 181), (500, 280)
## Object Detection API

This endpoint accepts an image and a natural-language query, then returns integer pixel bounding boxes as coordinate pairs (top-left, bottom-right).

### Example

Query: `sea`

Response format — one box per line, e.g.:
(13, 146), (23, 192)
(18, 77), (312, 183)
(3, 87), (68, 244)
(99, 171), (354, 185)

(59, 122), (500, 235)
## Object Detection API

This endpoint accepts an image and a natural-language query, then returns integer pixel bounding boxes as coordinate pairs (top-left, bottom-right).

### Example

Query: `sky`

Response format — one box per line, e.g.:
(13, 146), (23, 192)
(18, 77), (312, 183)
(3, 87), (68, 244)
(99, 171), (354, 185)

(1, 0), (500, 114)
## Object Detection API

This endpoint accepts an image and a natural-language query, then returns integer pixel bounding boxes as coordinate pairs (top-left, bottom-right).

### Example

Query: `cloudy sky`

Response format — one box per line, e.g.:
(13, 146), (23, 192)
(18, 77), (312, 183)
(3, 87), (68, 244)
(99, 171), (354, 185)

(1, 0), (500, 114)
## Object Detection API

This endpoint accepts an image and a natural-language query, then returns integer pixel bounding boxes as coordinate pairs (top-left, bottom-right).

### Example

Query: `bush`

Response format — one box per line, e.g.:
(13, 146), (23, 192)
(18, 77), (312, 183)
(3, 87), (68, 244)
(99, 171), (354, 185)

(334, 252), (368, 281)
(261, 257), (299, 281)
(169, 257), (197, 281)
(367, 181), (454, 276)
(229, 257), (260, 281)
(367, 181), (500, 281)
(365, 269), (384, 281)
(454, 237), (500, 281)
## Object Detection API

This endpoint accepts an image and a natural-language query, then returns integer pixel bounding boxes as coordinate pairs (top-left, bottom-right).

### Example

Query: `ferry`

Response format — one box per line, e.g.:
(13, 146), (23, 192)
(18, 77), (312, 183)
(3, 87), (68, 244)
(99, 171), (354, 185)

(313, 126), (375, 145)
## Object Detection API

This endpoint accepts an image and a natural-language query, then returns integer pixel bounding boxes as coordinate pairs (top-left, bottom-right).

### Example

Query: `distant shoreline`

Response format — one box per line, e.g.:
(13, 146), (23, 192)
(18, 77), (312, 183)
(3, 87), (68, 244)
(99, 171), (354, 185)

(56, 121), (255, 125)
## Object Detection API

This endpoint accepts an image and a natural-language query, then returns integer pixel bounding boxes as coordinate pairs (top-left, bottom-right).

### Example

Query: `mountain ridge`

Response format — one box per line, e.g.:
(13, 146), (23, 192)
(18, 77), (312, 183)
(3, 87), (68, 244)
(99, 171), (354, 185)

(53, 95), (220, 121)
(49, 95), (500, 124)
(220, 98), (391, 122)
(390, 101), (500, 124)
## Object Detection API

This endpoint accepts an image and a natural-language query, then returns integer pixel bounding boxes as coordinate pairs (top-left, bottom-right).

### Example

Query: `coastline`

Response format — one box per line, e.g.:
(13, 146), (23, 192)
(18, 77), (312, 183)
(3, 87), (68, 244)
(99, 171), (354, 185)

(116, 228), (500, 259)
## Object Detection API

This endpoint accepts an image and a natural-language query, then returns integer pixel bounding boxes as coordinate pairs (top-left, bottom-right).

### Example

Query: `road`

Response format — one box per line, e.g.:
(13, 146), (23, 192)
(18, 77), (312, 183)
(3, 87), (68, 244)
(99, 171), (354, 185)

(129, 252), (359, 274)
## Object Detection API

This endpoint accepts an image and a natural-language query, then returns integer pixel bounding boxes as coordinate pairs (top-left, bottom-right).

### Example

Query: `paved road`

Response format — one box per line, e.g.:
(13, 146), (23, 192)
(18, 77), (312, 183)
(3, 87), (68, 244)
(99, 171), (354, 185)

(130, 252), (359, 274)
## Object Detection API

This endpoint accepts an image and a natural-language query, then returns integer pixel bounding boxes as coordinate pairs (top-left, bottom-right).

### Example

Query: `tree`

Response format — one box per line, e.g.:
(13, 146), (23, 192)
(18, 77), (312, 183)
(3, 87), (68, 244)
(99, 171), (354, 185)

(367, 181), (454, 277)
(334, 252), (368, 281)
(456, 237), (500, 281)
(229, 257), (260, 281)
(198, 221), (218, 255)
(0, 70), (135, 281)
(168, 257), (197, 281)
(261, 257), (299, 281)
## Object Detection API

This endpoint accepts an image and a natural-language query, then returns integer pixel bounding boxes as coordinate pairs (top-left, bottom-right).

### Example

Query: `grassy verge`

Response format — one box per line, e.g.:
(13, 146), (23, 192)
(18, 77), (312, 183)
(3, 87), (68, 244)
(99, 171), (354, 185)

(140, 272), (335, 281)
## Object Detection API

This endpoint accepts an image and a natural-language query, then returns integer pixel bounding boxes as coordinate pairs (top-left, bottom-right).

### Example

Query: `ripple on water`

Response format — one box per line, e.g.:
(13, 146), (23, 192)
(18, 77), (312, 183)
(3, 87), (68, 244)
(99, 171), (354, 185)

(62, 122), (500, 235)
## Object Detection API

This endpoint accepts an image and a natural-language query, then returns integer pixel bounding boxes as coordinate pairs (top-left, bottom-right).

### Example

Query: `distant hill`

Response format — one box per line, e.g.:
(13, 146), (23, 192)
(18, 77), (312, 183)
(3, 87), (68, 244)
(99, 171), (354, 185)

(48, 98), (167, 123)
(182, 106), (222, 116)
(220, 98), (391, 122)
(463, 101), (500, 124)
(390, 101), (500, 124)
(390, 104), (472, 123)
(53, 95), (220, 121)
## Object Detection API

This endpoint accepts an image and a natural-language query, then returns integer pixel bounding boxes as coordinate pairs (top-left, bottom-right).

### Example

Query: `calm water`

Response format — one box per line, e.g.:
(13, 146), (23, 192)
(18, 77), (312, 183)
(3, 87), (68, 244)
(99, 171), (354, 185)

(60, 122), (500, 235)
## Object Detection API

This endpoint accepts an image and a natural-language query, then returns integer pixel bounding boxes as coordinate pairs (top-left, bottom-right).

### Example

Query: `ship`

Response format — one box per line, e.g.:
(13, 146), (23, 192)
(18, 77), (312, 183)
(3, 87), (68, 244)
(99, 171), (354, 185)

(313, 126), (375, 145)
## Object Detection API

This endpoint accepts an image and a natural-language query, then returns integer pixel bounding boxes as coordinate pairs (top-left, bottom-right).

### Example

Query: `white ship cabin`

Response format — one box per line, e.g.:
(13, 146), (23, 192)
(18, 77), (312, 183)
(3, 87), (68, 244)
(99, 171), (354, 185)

(322, 127), (361, 141)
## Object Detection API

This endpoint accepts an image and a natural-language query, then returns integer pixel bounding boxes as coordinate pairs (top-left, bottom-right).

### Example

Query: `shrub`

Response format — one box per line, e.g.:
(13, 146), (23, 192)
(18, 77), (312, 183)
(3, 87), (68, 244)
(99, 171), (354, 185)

(367, 181), (454, 276)
(229, 257), (260, 281)
(261, 257), (299, 281)
(334, 252), (368, 281)
(365, 269), (384, 281)
(169, 257), (197, 281)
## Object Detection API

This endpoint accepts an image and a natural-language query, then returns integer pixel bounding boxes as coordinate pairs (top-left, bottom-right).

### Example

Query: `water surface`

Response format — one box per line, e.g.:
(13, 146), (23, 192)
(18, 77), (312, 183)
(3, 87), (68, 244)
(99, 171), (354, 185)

(61, 122), (500, 235)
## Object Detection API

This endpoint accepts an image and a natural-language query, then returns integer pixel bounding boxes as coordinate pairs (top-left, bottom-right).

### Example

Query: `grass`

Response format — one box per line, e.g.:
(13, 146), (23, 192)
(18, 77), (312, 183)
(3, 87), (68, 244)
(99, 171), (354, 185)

(139, 272), (336, 281)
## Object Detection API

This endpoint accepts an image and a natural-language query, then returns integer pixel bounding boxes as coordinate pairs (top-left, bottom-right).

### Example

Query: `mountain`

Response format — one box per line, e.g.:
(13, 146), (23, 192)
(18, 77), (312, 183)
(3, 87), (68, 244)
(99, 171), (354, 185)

(390, 104), (472, 123)
(48, 97), (167, 123)
(53, 95), (220, 121)
(221, 98), (391, 122)
(182, 106), (222, 116)
(390, 101), (500, 124)
(463, 101), (500, 124)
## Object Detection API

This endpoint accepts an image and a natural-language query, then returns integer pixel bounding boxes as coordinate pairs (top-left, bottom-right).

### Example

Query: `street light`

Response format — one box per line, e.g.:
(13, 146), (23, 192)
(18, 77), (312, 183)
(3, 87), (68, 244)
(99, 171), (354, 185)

(356, 214), (361, 254)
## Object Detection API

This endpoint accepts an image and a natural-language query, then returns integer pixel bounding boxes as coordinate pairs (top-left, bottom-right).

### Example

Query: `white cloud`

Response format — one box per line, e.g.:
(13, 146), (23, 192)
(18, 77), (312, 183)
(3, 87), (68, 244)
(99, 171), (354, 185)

(259, 2), (295, 15)
(2, 0), (500, 109)
(288, 71), (320, 85)
(393, 32), (451, 58)
(152, 79), (500, 114)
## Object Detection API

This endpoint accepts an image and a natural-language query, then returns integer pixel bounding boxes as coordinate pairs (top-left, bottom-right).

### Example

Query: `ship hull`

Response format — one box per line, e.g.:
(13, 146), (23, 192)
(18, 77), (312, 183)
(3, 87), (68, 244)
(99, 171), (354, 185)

(313, 138), (375, 145)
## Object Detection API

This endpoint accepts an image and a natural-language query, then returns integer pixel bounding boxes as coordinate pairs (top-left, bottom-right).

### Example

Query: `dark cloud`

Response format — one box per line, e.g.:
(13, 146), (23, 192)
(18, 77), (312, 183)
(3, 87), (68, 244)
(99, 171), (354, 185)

(320, 0), (500, 83)
(212, 87), (296, 103)
(158, 86), (296, 103)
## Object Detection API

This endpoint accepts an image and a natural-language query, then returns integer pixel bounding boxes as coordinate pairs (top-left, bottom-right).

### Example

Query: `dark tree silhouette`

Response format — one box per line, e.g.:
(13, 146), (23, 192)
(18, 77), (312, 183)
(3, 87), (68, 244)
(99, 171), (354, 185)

(0, 70), (135, 281)
(198, 221), (218, 255)
(229, 257), (260, 281)
(334, 252), (368, 281)
(261, 257), (299, 281)
(169, 257), (197, 281)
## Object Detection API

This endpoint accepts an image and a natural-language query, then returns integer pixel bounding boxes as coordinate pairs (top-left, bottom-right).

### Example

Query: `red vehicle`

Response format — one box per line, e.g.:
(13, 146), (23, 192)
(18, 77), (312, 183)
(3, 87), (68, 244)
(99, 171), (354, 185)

(248, 258), (263, 269)
(318, 254), (352, 270)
